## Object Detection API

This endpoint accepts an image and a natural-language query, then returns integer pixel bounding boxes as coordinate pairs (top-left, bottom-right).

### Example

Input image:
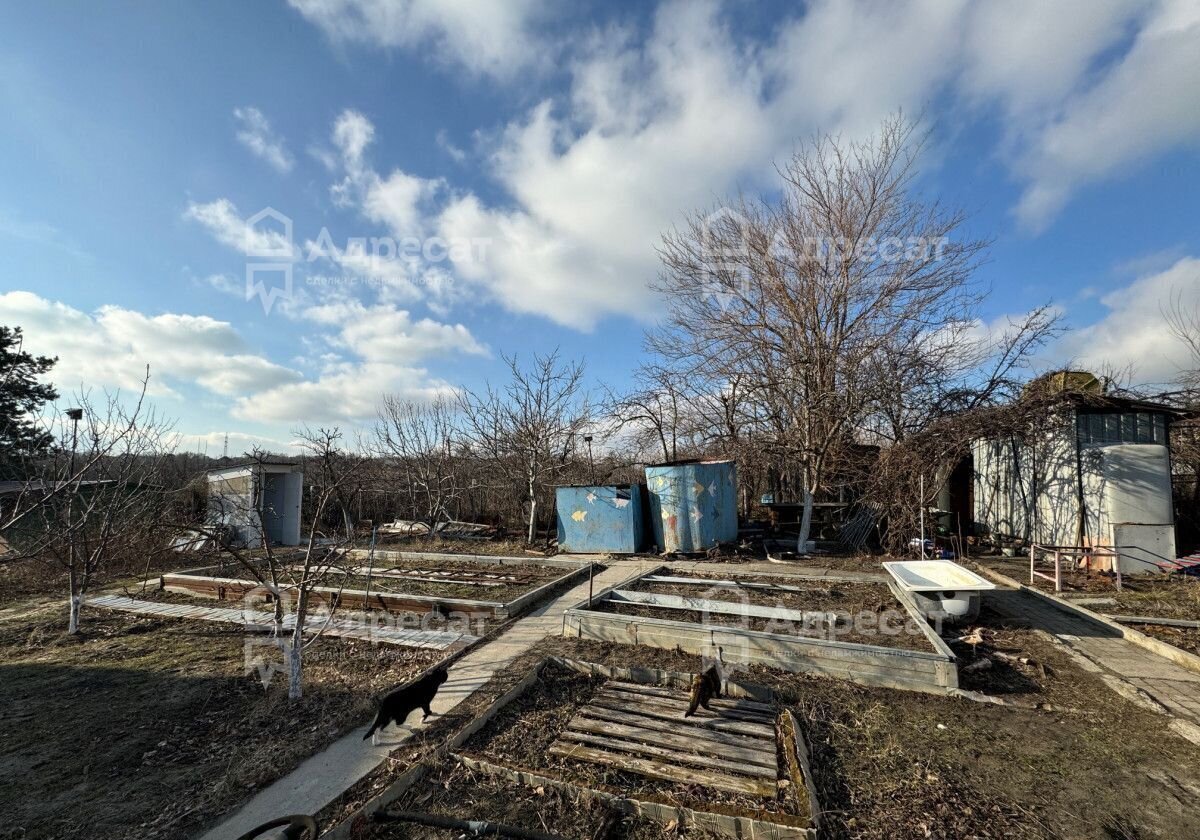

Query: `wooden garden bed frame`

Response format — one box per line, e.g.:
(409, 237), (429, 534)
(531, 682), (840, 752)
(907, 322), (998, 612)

(157, 554), (593, 620)
(563, 566), (958, 693)
(322, 657), (821, 839)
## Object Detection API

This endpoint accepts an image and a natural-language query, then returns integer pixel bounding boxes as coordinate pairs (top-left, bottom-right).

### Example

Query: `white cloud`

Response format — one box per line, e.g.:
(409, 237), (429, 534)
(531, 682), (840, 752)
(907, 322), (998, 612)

(287, 0), (551, 79)
(0, 291), (483, 431)
(231, 361), (455, 424)
(176, 430), (304, 456)
(1014, 0), (1200, 230)
(1058, 255), (1200, 383)
(225, 299), (486, 424)
(184, 198), (295, 257)
(233, 106), (294, 173)
(0, 291), (303, 398)
(301, 300), (487, 361)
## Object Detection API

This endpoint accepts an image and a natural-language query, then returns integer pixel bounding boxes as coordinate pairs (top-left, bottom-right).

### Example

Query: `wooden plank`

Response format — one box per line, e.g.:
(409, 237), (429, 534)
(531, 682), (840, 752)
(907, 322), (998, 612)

(557, 730), (776, 779)
(605, 681), (776, 715)
(565, 715), (777, 769)
(596, 687), (775, 726)
(591, 691), (776, 733)
(550, 742), (774, 798)
(581, 702), (774, 742)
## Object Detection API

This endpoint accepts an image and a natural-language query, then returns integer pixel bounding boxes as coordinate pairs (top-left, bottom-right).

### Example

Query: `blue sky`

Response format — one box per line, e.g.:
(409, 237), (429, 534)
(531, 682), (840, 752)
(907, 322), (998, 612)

(1, 0), (1198, 453)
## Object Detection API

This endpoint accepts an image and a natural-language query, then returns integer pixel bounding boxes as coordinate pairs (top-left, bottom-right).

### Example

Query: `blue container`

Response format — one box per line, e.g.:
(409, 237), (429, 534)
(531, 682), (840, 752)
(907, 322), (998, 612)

(556, 485), (646, 554)
(645, 459), (738, 553)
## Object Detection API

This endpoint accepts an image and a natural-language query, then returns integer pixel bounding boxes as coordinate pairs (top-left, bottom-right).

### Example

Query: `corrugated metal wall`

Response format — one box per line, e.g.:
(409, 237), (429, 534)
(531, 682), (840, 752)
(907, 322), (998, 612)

(556, 485), (645, 554)
(645, 460), (738, 553)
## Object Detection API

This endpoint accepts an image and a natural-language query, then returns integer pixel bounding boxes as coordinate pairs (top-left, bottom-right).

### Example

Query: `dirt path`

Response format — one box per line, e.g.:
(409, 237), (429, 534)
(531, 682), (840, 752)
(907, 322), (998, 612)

(195, 560), (657, 840)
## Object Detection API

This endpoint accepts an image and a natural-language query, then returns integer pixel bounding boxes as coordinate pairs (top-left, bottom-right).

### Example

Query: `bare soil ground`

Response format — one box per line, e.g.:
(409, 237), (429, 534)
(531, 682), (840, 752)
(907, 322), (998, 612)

(0, 548), (205, 609)
(174, 554), (568, 602)
(0, 603), (442, 840)
(1135, 623), (1200, 656)
(361, 758), (722, 839)
(374, 536), (546, 557)
(533, 636), (1200, 839)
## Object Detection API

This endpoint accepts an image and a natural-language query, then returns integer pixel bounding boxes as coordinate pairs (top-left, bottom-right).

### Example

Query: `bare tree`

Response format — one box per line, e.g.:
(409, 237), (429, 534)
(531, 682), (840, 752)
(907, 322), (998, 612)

(458, 352), (589, 543)
(375, 395), (461, 529)
(603, 364), (688, 463)
(653, 114), (1000, 552)
(27, 377), (175, 633)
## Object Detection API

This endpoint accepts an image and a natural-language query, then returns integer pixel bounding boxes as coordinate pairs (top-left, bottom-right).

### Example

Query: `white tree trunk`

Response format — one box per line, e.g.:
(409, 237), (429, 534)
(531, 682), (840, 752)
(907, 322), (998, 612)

(796, 488), (814, 555)
(68, 594), (82, 635)
(287, 628), (303, 700)
(526, 497), (537, 545)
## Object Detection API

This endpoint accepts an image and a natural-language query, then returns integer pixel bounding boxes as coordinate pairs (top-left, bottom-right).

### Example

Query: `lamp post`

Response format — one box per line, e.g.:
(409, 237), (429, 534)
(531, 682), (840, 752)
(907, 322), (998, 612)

(584, 435), (595, 485)
(65, 407), (83, 633)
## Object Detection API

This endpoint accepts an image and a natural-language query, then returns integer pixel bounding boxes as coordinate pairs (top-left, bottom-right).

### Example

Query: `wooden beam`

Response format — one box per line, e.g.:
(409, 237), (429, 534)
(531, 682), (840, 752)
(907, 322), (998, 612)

(605, 680), (775, 714)
(549, 742), (775, 798)
(558, 730), (776, 779)
(565, 715), (777, 769)
(581, 702), (775, 741)
(596, 686), (775, 726)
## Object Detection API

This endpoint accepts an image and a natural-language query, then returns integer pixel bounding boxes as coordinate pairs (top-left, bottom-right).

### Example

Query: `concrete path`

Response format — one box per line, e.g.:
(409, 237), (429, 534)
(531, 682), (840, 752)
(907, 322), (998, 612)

(195, 559), (655, 840)
(987, 588), (1200, 725)
(87, 594), (476, 650)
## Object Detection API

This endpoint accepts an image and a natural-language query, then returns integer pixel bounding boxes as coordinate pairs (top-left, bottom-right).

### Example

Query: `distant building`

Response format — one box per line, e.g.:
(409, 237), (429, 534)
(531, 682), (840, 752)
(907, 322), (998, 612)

(968, 374), (1184, 573)
(206, 461), (303, 547)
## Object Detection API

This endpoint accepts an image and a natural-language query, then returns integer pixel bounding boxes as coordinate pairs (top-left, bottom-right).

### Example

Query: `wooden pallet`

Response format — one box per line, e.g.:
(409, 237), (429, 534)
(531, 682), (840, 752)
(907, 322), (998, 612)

(549, 681), (779, 797)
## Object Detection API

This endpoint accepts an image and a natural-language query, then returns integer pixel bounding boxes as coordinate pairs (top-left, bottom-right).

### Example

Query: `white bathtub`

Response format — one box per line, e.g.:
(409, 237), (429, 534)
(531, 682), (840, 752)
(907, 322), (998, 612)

(883, 560), (996, 623)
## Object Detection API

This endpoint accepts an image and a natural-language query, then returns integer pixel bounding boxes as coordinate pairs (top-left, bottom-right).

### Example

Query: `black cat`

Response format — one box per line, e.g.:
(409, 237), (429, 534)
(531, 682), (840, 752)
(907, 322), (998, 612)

(363, 665), (449, 743)
(685, 664), (722, 717)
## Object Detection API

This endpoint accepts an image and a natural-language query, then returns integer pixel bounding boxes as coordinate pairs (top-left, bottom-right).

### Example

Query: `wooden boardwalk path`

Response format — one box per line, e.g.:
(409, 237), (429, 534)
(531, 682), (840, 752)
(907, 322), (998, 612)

(86, 594), (477, 650)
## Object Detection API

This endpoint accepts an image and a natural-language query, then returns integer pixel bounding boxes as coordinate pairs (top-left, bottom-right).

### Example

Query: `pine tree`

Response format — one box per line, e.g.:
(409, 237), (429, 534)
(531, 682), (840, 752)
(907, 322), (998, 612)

(0, 326), (59, 478)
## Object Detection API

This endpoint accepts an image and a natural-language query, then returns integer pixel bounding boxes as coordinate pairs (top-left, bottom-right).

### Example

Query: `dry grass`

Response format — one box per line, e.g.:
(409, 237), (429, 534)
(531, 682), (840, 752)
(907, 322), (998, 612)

(533, 635), (1200, 839)
(0, 604), (442, 840)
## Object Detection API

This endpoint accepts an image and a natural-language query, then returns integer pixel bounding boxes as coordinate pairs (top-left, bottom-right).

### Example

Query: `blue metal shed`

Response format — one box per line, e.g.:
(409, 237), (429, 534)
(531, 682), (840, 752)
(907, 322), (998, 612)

(556, 484), (646, 554)
(645, 459), (738, 553)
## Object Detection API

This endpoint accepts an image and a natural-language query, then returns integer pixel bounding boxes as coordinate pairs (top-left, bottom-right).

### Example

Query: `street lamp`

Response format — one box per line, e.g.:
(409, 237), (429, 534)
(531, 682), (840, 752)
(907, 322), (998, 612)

(583, 434), (595, 485)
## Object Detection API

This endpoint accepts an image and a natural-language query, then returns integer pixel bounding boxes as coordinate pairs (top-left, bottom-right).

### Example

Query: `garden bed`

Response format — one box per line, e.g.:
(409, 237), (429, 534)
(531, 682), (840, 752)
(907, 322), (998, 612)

(159, 552), (593, 620)
(455, 661), (816, 838)
(565, 568), (957, 692)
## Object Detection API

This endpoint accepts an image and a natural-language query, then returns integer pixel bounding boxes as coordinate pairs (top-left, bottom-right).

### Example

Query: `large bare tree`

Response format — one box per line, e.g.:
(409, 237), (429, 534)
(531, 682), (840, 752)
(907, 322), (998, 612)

(375, 395), (461, 529)
(458, 352), (589, 543)
(652, 115), (1055, 552)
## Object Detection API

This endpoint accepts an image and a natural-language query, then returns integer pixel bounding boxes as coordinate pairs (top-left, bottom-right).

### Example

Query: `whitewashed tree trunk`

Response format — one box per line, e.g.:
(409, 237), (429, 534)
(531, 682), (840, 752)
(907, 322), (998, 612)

(796, 487), (814, 555)
(287, 627), (303, 700)
(526, 473), (538, 544)
(68, 594), (82, 635)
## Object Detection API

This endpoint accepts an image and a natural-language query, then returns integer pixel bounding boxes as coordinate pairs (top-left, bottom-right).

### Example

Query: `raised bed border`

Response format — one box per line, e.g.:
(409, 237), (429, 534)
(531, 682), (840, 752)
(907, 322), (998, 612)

(975, 564), (1200, 677)
(563, 566), (958, 693)
(158, 553), (595, 619)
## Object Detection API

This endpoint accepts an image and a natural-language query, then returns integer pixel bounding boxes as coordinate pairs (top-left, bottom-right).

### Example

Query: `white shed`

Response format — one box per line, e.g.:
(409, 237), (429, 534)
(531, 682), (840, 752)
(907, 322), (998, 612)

(971, 392), (1181, 574)
(206, 461), (303, 548)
